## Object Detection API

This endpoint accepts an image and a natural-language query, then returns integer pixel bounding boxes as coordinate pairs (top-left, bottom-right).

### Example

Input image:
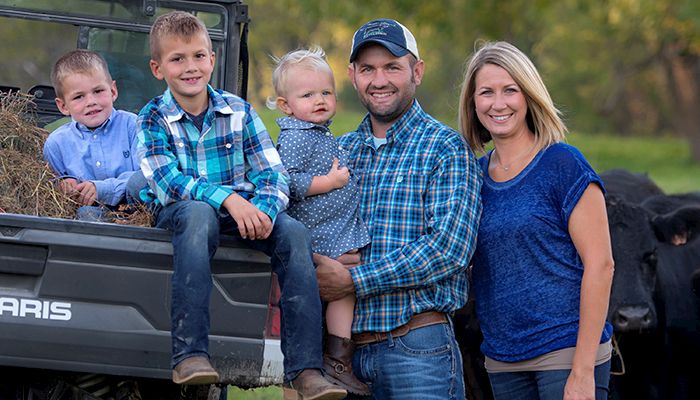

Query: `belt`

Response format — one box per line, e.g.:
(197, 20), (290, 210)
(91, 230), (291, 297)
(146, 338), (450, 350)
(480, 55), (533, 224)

(351, 311), (448, 345)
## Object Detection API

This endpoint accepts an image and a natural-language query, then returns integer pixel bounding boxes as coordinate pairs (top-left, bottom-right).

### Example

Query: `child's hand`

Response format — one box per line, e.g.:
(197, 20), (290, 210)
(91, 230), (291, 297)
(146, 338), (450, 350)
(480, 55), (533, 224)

(326, 158), (349, 189)
(75, 181), (97, 206)
(58, 178), (79, 194)
(223, 193), (273, 240)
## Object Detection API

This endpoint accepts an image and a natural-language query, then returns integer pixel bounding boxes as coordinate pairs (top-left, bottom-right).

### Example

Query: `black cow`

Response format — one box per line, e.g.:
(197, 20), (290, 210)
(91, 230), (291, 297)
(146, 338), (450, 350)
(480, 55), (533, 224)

(600, 169), (664, 204)
(601, 169), (700, 400)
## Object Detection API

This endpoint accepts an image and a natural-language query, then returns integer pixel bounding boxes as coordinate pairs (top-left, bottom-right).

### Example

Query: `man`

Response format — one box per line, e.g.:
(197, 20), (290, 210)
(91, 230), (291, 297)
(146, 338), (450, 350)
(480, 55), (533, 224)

(314, 18), (482, 399)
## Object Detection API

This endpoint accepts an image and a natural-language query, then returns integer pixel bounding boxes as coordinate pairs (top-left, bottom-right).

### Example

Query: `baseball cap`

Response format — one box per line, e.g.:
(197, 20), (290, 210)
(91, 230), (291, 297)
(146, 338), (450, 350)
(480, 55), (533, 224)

(349, 18), (419, 62)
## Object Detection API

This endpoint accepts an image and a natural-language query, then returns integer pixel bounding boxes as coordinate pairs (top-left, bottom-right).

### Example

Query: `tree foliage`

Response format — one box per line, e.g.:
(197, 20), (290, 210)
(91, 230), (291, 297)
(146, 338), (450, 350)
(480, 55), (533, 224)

(246, 0), (700, 161)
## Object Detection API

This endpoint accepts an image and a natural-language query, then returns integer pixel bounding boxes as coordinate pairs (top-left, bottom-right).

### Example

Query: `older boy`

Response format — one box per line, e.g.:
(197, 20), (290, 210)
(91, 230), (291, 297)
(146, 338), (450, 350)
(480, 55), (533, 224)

(44, 49), (140, 221)
(137, 11), (346, 398)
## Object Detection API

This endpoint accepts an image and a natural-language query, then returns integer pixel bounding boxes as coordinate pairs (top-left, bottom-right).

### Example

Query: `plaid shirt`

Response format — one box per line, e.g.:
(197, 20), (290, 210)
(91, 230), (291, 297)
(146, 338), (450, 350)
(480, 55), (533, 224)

(338, 101), (482, 333)
(136, 87), (289, 221)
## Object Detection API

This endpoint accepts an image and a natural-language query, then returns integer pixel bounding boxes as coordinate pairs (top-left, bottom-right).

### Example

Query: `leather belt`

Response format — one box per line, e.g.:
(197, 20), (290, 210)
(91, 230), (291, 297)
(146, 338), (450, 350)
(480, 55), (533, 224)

(351, 311), (448, 345)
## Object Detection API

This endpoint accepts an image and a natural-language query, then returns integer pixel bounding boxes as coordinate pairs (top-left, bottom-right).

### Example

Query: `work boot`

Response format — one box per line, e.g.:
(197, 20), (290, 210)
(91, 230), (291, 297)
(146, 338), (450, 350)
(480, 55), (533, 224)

(172, 356), (220, 385)
(323, 334), (371, 396)
(282, 369), (347, 400)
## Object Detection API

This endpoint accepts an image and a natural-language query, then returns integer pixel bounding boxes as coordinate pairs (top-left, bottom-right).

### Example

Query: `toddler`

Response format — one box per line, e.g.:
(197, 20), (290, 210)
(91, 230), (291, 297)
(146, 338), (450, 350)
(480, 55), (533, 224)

(270, 47), (370, 396)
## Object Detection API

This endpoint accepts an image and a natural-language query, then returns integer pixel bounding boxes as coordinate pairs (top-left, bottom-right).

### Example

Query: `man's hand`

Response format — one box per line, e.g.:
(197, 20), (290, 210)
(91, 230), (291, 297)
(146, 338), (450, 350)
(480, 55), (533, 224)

(74, 181), (97, 206)
(314, 253), (355, 301)
(326, 158), (349, 189)
(223, 192), (273, 240)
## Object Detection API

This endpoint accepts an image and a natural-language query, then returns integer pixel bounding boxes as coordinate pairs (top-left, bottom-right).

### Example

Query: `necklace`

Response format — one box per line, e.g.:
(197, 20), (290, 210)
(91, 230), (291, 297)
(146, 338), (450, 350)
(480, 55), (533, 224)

(492, 143), (537, 172)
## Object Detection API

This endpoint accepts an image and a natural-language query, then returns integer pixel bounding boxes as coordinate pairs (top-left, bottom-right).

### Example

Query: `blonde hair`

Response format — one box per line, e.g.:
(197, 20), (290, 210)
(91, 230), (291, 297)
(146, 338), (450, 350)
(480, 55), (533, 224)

(149, 11), (212, 61)
(266, 46), (334, 109)
(51, 50), (112, 99)
(458, 41), (567, 153)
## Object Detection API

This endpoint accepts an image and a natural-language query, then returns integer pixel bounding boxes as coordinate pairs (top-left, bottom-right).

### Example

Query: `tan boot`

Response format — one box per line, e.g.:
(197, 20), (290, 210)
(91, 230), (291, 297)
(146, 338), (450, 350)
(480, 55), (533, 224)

(282, 369), (347, 400)
(323, 335), (370, 396)
(172, 356), (219, 385)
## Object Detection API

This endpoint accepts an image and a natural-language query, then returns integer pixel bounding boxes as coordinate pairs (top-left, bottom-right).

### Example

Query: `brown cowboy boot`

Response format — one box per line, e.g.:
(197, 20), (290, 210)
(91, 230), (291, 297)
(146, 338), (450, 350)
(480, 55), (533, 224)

(172, 356), (219, 385)
(323, 334), (371, 396)
(282, 369), (347, 400)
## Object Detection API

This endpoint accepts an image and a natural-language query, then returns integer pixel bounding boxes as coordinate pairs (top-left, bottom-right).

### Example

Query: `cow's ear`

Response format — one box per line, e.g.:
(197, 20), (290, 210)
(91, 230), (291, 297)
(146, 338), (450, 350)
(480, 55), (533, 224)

(652, 205), (700, 246)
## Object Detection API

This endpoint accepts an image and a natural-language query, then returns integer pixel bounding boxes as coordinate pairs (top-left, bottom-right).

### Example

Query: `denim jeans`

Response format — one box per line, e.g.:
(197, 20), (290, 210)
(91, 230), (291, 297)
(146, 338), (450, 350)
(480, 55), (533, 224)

(76, 205), (109, 221)
(348, 318), (465, 400)
(488, 360), (611, 400)
(75, 171), (148, 222)
(155, 200), (323, 381)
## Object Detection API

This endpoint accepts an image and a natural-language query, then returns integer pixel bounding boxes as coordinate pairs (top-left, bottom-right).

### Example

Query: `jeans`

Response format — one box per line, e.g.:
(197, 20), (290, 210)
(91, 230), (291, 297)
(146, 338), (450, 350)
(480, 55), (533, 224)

(348, 318), (465, 400)
(154, 200), (323, 381)
(488, 360), (611, 400)
(76, 205), (109, 221)
(75, 171), (147, 222)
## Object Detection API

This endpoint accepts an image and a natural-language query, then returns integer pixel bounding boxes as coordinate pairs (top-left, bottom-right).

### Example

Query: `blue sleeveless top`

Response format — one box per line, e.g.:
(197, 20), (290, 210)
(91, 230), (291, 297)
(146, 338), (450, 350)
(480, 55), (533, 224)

(472, 143), (613, 362)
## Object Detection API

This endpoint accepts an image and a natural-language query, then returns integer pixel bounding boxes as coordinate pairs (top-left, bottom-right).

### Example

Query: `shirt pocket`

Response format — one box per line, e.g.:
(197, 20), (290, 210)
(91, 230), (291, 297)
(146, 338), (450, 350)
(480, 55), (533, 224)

(221, 131), (243, 183)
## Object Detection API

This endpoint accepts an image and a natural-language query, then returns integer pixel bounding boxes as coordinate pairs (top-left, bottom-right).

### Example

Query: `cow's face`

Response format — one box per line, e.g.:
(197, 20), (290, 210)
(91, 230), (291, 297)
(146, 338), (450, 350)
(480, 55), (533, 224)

(606, 196), (658, 332)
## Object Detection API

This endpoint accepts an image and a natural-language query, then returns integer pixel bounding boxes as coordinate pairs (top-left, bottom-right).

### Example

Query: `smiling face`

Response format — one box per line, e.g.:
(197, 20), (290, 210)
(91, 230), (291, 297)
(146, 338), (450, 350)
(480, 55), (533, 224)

(348, 44), (424, 134)
(276, 66), (336, 125)
(474, 63), (530, 141)
(149, 32), (214, 114)
(55, 69), (117, 129)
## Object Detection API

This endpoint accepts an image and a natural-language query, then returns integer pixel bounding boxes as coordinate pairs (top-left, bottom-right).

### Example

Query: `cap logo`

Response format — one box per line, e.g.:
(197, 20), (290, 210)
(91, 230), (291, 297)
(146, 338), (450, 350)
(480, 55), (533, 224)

(363, 27), (387, 39)
(362, 21), (392, 39)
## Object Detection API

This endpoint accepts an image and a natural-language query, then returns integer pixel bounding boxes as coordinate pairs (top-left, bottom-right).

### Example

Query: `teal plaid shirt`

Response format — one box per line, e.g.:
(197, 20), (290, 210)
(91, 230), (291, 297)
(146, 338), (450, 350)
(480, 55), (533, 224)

(338, 101), (482, 333)
(136, 86), (289, 221)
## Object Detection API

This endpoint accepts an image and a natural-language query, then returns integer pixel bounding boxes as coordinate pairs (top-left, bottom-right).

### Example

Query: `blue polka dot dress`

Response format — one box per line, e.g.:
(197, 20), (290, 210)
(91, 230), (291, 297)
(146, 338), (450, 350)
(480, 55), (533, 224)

(276, 116), (370, 258)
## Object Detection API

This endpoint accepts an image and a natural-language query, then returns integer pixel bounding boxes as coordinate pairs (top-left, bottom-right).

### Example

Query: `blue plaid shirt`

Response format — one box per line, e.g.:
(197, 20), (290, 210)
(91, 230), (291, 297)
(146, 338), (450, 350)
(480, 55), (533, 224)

(136, 87), (289, 221)
(338, 101), (482, 333)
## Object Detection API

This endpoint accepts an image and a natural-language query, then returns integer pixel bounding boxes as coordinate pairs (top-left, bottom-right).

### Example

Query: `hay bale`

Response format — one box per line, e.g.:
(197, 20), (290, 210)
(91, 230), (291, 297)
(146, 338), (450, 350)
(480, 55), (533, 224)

(0, 91), (47, 159)
(0, 91), (153, 226)
(108, 203), (155, 227)
(0, 148), (78, 217)
(0, 91), (78, 217)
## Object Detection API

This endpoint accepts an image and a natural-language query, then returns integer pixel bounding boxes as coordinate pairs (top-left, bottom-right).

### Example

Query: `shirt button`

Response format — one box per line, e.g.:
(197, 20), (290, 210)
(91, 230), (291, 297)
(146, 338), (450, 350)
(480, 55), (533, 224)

(93, 134), (97, 139)
(96, 161), (101, 167)
(201, 170), (207, 176)
(225, 143), (232, 149)
(396, 176), (404, 183)
(178, 142), (184, 148)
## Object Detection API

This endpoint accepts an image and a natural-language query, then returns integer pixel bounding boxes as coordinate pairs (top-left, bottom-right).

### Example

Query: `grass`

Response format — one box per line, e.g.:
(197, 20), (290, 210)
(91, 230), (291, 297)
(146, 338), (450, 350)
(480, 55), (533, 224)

(567, 132), (700, 194)
(258, 108), (700, 194)
(228, 386), (281, 399)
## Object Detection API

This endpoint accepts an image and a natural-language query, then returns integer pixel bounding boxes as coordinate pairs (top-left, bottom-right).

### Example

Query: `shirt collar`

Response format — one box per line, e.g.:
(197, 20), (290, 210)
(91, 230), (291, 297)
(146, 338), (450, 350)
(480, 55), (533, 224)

(73, 108), (117, 134)
(276, 116), (332, 132)
(358, 100), (423, 147)
(161, 85), (233, 124)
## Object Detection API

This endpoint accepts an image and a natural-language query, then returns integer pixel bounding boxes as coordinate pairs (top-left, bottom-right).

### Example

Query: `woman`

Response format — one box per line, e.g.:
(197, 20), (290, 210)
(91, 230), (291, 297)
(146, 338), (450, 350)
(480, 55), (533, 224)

(458, 41), (614, 400)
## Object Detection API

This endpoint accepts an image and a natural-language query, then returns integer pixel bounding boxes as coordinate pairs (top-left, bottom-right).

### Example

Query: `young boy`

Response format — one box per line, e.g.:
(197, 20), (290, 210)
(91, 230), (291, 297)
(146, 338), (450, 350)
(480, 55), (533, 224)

(44, 49), (140, 221)
(137, 11), (346, 398)
(270, 47), (370, 396)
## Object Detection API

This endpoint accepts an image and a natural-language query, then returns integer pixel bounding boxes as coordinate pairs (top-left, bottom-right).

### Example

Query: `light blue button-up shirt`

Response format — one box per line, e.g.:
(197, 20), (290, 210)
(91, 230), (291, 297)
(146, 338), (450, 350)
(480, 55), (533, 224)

(43, 108), (139, 206)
